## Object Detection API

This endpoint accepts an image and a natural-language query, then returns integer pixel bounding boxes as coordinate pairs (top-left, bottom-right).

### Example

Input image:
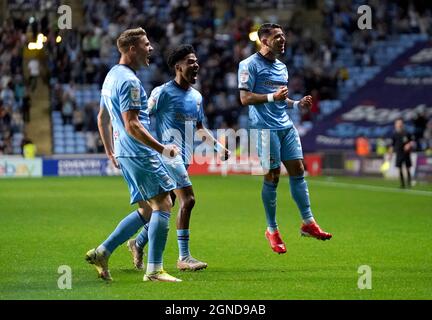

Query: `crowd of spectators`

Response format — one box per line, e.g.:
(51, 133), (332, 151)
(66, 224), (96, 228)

(1, 0), (431, 155)
(286, 0), (432, 122)
(319, 0), (432, 151)
(0, 18), (31, 155)
(46, 1), (431, 134)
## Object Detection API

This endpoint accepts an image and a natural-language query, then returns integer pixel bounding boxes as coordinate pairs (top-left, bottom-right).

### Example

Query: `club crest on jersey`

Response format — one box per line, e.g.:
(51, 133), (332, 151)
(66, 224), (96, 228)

(113, 130), (119, 140)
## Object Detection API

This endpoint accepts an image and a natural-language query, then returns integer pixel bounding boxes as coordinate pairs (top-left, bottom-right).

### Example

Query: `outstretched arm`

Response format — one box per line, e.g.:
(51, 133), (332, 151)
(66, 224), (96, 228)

(196, 122), (230, 160)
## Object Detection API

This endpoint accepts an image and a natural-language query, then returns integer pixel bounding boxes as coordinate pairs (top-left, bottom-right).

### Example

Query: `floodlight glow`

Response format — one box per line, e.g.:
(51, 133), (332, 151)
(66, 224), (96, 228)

(27, 33), (45, 50)
(249, 31), (258, 42)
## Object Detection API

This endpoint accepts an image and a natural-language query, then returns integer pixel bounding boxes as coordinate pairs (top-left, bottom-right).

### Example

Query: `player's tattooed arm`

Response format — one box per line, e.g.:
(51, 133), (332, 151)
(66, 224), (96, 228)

(286, 95), (313, 109)
(122, 109), (179, 157)
(98, 106), (119, 168)
(239, 86), (288, 106)
(196, 122), (231, 160)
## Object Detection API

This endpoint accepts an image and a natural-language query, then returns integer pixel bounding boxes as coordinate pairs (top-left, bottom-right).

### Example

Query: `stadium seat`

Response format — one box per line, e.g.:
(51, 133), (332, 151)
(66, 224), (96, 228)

(54, 146), (65, 154)
(65, 146), (75, 154)
(53, 130), (64, 139)
(64, 125), (74, 132)
(64, 130), (75, 138)
(76, 145), (87, 153)
(65, 138), (75, 147)
(76, 137), (86, 147)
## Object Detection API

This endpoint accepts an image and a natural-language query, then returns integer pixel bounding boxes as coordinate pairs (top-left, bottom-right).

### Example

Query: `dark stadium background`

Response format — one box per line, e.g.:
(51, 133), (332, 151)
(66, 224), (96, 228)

(1, 0), (430, 181)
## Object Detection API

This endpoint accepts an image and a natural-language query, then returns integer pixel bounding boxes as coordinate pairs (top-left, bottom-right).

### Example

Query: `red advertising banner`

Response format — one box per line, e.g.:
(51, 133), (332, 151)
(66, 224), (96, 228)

(188, 155), (323, 176)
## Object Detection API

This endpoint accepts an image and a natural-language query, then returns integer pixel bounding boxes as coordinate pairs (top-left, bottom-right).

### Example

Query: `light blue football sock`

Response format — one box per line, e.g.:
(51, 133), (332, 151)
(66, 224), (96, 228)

(147, 210), (170, 273)
(289, 175), (314, 221)
(136, 223), (149, 249)
(100, 210), (145, 254)
(177, 229), (190, 260)
(262, 181), (278, 232)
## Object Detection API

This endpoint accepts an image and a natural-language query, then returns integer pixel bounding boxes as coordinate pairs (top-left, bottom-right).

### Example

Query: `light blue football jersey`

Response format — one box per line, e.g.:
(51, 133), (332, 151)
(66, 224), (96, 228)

(100, 64), (157, 158)
(238, 52), (293, 130)
(147, 80), (204, 164)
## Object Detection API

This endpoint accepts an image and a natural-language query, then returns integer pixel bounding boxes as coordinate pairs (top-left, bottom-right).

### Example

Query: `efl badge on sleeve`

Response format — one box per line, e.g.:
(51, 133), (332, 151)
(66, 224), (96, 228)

(130, 87), (140, 106)
(240, 69), (249, 84)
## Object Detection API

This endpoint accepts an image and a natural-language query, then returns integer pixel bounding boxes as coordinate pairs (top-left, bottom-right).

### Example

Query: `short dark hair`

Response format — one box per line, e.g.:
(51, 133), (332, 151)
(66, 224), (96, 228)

(257, 23), (282, 40)
(167, 44), (196, 68)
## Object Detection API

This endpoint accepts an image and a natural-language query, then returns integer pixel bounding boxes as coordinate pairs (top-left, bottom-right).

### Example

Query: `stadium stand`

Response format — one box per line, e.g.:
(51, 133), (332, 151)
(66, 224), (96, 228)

(0, 17), (30, 155)
(1, 1), (431, 155)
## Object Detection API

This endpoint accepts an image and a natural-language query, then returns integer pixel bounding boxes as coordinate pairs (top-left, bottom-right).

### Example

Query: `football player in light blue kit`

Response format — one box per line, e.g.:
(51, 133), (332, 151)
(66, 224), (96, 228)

(238, 23), (332, 254)
(85, 28), (182, 282)
(127, 44), (230, 271)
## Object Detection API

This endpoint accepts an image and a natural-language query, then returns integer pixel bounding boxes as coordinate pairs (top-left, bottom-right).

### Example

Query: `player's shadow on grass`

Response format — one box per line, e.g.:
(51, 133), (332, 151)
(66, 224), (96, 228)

(117, 267), (142, 274)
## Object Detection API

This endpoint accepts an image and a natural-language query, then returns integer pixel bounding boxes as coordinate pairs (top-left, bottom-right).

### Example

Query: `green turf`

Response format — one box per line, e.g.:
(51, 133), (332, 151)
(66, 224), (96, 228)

(0, 175), (431, 300)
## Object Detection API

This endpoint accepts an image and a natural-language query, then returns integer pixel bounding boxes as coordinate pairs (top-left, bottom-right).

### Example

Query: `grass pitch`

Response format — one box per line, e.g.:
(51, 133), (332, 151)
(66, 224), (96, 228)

(0, 175), (431, 300)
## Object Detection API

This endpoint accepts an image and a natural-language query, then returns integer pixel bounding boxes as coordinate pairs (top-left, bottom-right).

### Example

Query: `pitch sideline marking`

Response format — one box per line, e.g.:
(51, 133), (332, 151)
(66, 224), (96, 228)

(308, 180), (432, 197)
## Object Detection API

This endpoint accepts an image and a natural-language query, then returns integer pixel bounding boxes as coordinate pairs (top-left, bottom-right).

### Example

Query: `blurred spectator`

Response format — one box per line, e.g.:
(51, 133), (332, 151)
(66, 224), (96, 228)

(413, 110), (428, 150)
(61, 95), (75, 125)
(22, 92), (31, 123)
(0, 102), (12, 154)
(100, 33), (113, 62)
(73, 108), (85, 132)
(22, 136), (37, 159)
(0, 132), (13, 154)
(375, 137), (388, 156)
(28, 0), (430, 155)
(310, 89), (320, 121)
(1, 82), (16, 110)
(14, 76), (25, 110)
(11, 111), (24, 135)
(424, 119), (432, 155)
(84, 58), (97, 83)
(86, 131), (98, 153)
(83, 103), (98, 132)
(27, 58), (40, 92)
(0, 15), (37, 154)
(10, 47), (23, 75)
(356, 135), (370, 157)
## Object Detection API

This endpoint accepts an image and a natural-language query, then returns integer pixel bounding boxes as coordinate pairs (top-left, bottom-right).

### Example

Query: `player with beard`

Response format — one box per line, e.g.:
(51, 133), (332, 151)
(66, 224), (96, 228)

(238, 23), (332, 254)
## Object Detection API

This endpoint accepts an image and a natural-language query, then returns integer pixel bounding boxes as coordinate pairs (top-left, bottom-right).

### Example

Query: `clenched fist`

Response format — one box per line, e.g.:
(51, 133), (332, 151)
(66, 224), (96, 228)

(273, 86), (289, 101)
(299, 95), (313, 109)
